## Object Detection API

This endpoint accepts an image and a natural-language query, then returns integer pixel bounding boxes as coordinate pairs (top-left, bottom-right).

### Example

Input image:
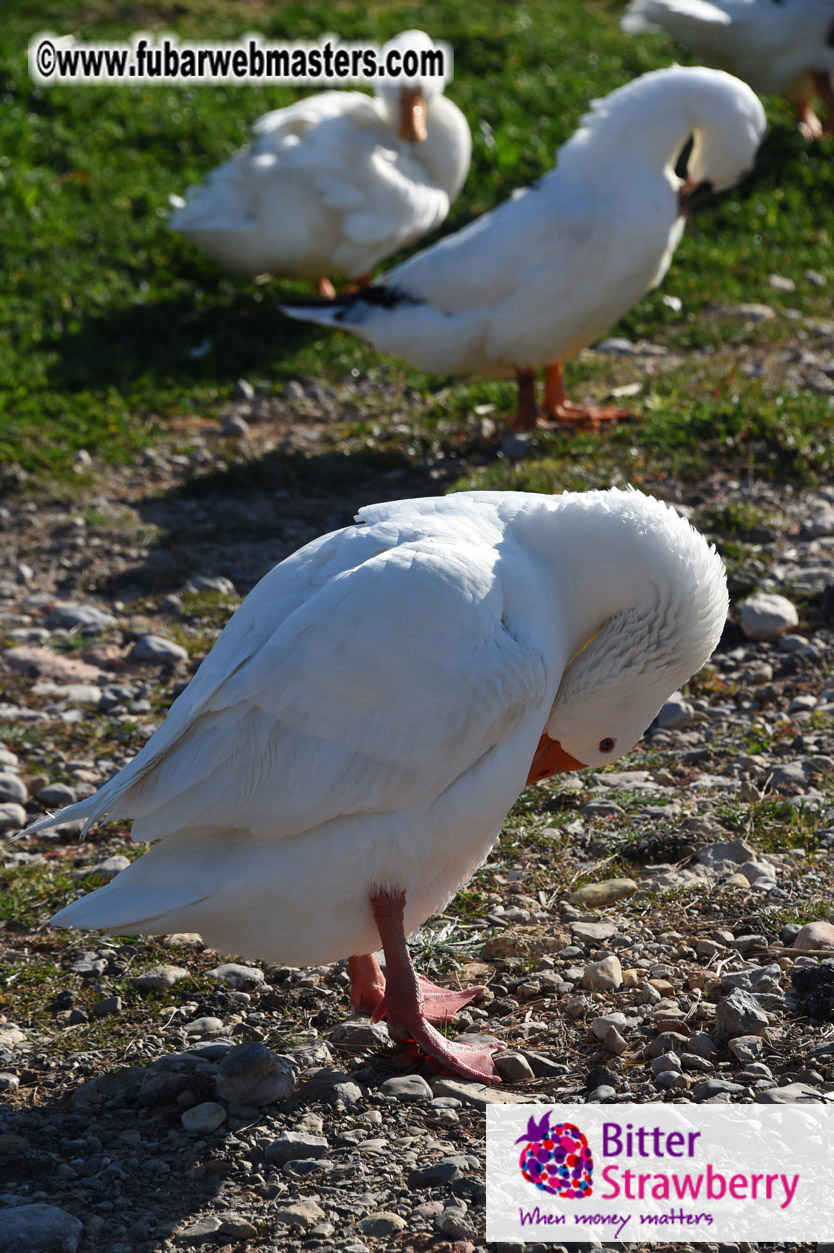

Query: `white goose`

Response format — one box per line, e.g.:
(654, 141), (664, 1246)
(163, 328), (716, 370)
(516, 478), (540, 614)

(32, 488), (727, 1082)
(623, 0), (834, 139)
(282, 66), (765, 428)
(170, 30), (471, 297)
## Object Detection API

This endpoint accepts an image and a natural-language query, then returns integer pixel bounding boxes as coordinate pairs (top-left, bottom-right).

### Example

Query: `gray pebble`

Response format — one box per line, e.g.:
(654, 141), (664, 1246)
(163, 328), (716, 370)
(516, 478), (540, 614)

(181, 1101), (226, 1134)
(0, 803), (27, 832)
(216, 1042), (295, 1106)
(378, 1073), (433, 1101)
(265, 1131), (329, 1165)
(207, 962), (264, 991)
(715, 989), (769, 1039)
(36, 782), (76, 807)
(739, 592), (798, 640)
(0, 772), (28, 804)
(0, 1203), (83, 1253)
(46, 602), (116, 632)
(130, 633), (188, 664)
(358, 1212), (407, 1236)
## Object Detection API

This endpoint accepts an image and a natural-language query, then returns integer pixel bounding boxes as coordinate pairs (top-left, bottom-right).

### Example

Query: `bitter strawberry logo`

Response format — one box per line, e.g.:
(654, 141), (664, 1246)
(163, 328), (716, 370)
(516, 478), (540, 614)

(516, 1111), (593, 1198)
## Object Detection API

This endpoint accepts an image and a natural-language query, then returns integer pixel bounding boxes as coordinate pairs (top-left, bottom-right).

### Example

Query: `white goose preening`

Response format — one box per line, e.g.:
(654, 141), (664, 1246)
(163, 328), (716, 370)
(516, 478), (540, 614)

(32, 488), (727, 1081)
(169, 30), (471, 297)
(281, 65), (765, 429)
(623, 0), (834, 140)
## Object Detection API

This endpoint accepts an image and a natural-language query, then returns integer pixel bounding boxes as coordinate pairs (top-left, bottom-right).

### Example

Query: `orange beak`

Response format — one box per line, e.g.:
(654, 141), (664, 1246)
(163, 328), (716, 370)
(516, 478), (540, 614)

(526, 733), (587, 785)
(399, 87), (427, 143)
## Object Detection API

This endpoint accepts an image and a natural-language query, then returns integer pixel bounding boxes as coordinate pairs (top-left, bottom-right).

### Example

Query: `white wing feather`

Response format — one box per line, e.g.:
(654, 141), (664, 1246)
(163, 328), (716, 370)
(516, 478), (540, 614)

(31, 517), (545, 848)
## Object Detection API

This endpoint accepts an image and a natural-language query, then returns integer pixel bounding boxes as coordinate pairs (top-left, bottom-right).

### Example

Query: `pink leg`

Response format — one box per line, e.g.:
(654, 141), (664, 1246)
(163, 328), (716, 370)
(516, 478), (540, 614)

(365, 887), (502, 1081)
(316, 276), (337, 299)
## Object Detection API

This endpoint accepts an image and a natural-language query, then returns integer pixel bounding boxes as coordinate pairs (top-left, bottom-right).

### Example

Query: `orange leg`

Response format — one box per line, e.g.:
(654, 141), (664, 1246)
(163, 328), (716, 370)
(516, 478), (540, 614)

(512, 367), (540, 431)
(541, 361), (633, 430)
(353, 888), (501, 1081)
(316, 276), (337, 299)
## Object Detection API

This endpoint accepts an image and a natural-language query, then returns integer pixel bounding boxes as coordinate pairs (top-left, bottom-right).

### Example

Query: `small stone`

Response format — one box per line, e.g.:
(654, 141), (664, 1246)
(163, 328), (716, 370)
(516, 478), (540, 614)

(646, 1031), (689, 1058)
(0, 1203), (83, 1253)
(755, 1082), (824, 1103)
(715, 989), (769, 1039)
(216, 1042), (295, 1106)
(181, 1102), (226, 1134)
(493, 1052), (535, 1082)
(0, 803), (27, 832)
(591, 1012), (627, 1041)
(358, 1213), (407, 1237)
(89, 855), (130, 880)
(499, 432), (533, 462)
(130, 634), (188, 664)
(36, 782), (76, 807)
(655, 693), (696, 730)
(179, 1216), (222, 1243)
(438, 1209), (476, 1240)
(0, 772), (28, 804)
(0, 1072), (20, 1092)
(271, 1200), (326, 1229)
(651, 1052), (682, 1074)
(569, 920), (618, 943)
(92, 995), (122, 1017)
(131, 964), (189, 993)
(768, 273), (796, 292)
(378, 1073), (433, 1101)
(582, 955), (623, 991)
(222, 415), (250, 438)
(793, 921), (834, 951)
(739, 592), (799, 641)
(728, 1035), (765, 1063)
(47, 602), (116, 632)
(569, 879), (637, 907)
(329, 1019), (391, 1049)
(265, 1131), (329, 1165)
(183, 1016), (225, 1039)
(207, 962), (264, 991)
(603, 1026), (628, 1055)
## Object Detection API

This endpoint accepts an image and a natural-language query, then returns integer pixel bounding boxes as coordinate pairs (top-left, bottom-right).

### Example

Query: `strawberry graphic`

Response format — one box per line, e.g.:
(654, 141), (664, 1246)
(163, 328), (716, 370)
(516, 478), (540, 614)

(517, 1115), (594, 1198)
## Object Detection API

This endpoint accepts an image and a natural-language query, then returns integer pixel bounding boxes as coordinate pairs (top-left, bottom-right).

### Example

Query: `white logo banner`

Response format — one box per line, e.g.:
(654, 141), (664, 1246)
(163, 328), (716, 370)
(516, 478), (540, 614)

(486, 1103), (834, 1242)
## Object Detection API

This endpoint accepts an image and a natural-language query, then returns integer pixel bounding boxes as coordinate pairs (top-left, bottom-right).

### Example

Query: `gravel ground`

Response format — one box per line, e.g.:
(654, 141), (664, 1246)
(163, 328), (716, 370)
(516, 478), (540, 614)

(1, 386), (833, 1253)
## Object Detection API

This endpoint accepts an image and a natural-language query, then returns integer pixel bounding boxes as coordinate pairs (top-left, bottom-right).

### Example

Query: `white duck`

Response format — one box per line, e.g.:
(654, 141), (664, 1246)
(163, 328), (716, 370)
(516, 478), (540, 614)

(623, 0), (834, 140)
(32, 488), (727, 1081)
(169, 30), (471, 297)
(281, 65), (765, 429)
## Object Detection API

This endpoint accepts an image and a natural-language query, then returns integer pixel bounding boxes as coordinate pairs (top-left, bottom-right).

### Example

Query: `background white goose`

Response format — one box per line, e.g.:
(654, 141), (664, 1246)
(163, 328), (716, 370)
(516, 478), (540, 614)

(32, 488), (727, 1081)
(170, 30), (471, 297)
(281, 66), (766, 429)
(623, 0), (834, 139)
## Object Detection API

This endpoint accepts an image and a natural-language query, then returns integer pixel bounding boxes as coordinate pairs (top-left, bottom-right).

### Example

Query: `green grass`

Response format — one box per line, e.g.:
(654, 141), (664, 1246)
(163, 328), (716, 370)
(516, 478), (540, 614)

(2, 0), (833, 486)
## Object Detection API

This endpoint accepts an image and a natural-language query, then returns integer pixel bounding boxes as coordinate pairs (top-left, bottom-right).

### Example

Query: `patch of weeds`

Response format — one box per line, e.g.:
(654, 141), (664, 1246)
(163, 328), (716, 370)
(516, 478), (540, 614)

(179, 587), (241, 626)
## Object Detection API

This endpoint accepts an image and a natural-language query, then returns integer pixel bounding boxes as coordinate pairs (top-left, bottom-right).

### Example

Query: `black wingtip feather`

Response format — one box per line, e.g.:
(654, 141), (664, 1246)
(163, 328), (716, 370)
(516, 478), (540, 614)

(282, 284), (423, 320)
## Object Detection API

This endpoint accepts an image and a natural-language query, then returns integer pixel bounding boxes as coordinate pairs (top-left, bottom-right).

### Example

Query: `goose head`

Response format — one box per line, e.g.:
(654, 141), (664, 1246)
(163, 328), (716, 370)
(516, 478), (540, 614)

(376, 30), (449, 143)
(675, 66), (767, 212)
(531, 490), (728, 777)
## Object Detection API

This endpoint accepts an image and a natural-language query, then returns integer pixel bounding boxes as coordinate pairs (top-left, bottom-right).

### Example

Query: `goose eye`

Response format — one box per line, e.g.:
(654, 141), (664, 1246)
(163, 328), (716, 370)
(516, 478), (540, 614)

(599, 737), (616, 753)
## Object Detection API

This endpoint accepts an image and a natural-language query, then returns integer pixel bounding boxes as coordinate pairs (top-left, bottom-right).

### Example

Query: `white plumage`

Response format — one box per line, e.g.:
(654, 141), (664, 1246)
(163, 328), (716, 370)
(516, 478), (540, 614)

(280, 66), (766, 428)
(36, 488), (727, 1079)
(169, 30), (471, 285)
(623, 0), (834, 137)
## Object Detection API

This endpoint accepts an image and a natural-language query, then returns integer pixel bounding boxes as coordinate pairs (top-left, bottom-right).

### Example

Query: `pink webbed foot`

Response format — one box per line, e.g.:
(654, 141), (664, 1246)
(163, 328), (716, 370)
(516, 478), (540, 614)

(383, 1008), (503, 1082)
(416, 975), (486, 1025)
(348, 953), (386, 1017)
(356, 887), (503, 1082)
